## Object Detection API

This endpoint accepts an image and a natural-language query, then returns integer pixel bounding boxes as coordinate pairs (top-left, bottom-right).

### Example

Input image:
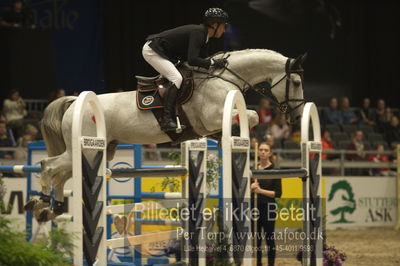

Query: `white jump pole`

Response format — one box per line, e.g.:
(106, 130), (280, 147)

(301, 102), (323, 266)
(72, 91), (107, 266)
(222, 90), (252, 266)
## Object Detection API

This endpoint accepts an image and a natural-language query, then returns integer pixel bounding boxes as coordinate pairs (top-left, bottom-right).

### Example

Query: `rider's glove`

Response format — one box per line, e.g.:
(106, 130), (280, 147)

(212, 58), (228, 69)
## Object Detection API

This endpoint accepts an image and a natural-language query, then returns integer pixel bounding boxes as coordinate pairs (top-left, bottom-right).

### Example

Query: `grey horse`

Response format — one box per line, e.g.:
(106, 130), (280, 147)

(24, 49), (306, 222)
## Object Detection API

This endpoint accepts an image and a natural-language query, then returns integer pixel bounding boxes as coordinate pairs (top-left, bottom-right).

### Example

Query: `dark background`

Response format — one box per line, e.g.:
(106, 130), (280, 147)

(1, 0), (399, 107)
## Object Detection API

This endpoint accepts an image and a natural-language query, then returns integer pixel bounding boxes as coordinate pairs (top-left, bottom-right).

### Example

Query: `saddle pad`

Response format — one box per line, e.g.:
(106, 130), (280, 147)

(136, 90), (165, 110)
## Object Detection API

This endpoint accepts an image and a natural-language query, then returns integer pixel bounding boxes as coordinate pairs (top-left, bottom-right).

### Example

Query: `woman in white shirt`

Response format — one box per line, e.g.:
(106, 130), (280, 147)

(267, 114), (290, 142)
(2, 89), (27, 139)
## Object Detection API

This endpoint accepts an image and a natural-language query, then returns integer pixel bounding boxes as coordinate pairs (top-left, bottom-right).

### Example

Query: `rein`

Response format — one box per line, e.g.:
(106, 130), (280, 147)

(191, 55), (306, 118)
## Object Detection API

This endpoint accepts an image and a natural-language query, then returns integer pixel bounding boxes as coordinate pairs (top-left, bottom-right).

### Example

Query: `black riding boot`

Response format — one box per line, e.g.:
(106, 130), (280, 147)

(160, 84), (178, 132)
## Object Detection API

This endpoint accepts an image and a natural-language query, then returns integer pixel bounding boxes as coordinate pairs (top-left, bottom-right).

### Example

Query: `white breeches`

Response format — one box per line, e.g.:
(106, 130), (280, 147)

(142, 41), (183, 88)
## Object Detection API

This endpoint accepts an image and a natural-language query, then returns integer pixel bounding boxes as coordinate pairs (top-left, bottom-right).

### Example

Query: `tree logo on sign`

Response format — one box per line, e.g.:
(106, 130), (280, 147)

(328, 180), (356, 223)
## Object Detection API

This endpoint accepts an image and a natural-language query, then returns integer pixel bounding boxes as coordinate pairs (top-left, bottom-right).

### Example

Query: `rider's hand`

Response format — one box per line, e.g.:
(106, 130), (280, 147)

(212, 58), (228, 69)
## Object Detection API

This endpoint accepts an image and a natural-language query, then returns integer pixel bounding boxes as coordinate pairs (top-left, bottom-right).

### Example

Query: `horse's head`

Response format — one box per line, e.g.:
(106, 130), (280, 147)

(269, 53), (307, 124)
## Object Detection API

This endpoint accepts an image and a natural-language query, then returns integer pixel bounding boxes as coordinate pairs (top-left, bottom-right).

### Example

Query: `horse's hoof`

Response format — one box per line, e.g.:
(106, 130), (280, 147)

(36, 208), (55, 223)
(24, 199), (50, 212)
(24, 199), (37, 211)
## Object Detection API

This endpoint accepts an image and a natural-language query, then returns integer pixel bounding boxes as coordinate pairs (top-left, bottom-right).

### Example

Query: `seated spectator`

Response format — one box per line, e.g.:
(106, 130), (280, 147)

(2, 89), (27, 139)
(0, 121), (15, 159)
(256, 98), (274, 125)
(14, 134), (31, 160)
(357, 97), (374, 125)
(0, 113), (6, 123)
(264, 134), (277, 149)
(321, 130), (334, 160)
(339, 97), (358, 124)
(24, 123), (39, 141)
(383, 107), (394, 125)
(370, 99), (386, 131)
(384, 116), (400, 146)
(143, 143), (161, 161)
(290, 127), (301, 143)
(48, 88), (66, 103)
(323, 97), (342, 125)
(0, 0), (35, 29)
(347, 130), (367, 175)
(72, 90), (80, 96)
(55, 88), (66, 98)
(367, 144), (395, 176)
(267, 114), (290, 144)
(346, 130), (366, 161)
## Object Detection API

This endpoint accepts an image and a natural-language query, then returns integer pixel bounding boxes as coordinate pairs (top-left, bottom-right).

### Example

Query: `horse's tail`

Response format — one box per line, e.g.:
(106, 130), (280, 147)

(41, 96), (77, 157)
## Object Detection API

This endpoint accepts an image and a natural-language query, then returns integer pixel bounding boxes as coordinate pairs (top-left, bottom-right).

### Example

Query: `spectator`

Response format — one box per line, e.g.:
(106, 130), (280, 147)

(0, 0), (35, 29)
(0, 121), (15, 159)
(72, 90), (80, 96)
(0, 113), (6, 123)
(383, 107), (394, 124)
(367, 144), (395, 176)
(143, 144), (161, 161)
(357, 97), (373, 125)
(264, 134), (275, 148)
(48, 88), (66, 103)
(339, 97), (358, 125)
(347, 130), (367, 175)
(14, 134), (31, 160)
(370, 99), (386, 131)
(2, 89), (27, 139)
(290, 127), (301, 143)
(55, 88), (66, 98)
(256, 98), (274, 125)
(384, 116), (400, 146)
(323, 97), (342, 125)
(267, 114), (290, 143)
(321, 129), (334, 160)
(24, 123), (39, 141)
(250, 135), (259, 150)
(346, 130), (366, 160)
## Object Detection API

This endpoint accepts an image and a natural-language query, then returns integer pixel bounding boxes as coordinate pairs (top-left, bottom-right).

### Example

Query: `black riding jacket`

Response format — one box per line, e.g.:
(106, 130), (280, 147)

(146, 24), (211, 69)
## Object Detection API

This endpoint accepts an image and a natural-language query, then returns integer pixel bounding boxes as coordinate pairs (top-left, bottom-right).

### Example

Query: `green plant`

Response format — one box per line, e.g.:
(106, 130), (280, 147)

(0, 178), (74, 265)
(0, 215), (69, 265)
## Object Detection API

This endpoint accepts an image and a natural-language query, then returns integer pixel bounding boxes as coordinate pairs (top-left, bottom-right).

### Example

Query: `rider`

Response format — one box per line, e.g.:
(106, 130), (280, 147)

(142, 7), (229, 132)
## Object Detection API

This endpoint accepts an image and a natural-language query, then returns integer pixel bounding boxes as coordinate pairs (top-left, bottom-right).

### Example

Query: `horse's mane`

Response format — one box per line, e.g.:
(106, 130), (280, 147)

(187, 48), (286, 72)
(210, 48), (284, 59)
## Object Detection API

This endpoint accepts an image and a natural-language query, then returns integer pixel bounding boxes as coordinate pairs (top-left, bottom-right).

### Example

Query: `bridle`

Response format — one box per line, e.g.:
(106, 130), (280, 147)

(192, 55), (306, 119)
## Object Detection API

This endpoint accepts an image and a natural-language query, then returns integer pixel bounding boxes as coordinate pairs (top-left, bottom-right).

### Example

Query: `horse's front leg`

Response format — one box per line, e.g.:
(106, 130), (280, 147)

(34, 152), (72, 222)
(23, 155), (62, 213)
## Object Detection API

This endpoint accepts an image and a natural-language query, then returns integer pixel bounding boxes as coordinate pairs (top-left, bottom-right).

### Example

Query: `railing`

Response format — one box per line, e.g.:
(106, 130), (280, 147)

(1, 146), (397, 177)
(273, 149), (397, 176)
(24, 99), (48, 113)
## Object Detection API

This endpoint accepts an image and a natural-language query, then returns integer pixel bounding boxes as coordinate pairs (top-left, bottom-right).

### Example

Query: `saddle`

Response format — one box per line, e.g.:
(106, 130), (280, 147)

(135, 65), (200, 143)
(136, 65), (194, 110)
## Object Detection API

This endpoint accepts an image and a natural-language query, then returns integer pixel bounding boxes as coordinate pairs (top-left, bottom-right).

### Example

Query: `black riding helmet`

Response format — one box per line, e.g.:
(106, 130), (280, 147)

(204, 7), (229, 25)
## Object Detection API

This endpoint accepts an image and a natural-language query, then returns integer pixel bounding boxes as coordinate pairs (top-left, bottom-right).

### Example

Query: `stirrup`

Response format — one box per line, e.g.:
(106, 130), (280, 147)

(175, 116), (186, 133)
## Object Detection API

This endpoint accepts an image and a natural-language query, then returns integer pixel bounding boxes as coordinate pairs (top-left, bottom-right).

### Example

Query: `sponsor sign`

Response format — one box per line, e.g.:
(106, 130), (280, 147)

(326, 177), (397, 228)
(81, 137), (106, 150)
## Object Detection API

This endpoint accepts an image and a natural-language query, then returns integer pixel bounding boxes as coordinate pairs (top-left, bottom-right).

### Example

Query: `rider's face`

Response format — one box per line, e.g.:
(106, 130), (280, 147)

(211, 23), (226, 38)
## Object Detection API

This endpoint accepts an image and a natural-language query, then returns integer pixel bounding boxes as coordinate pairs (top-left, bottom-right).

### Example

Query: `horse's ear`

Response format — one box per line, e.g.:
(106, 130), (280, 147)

(300, 52), (307, 63)
(291, 52), (307, 70)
